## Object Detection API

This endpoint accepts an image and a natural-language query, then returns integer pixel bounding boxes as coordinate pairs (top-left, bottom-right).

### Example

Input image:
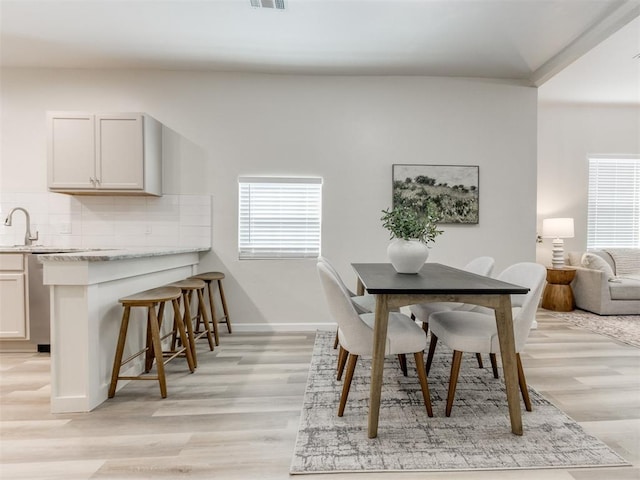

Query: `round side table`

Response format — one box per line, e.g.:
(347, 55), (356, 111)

(541, 267), (576, 312)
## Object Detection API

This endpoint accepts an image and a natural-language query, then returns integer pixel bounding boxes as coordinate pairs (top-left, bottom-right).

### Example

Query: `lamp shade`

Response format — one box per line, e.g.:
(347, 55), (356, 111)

(542, 217), (574, 238)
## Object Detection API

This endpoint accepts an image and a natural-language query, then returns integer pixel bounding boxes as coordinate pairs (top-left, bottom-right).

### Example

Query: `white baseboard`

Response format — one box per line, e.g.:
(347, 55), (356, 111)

(228, 323), (336, 333)
(0, 339), (38, 353)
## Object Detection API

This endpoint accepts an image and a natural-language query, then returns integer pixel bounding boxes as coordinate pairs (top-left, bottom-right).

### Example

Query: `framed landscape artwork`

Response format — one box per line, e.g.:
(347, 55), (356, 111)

(392, 164), (479, 224)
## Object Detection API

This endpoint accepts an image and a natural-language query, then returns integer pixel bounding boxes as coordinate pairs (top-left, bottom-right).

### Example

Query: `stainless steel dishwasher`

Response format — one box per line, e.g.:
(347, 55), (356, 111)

(27, 254), (50, 350)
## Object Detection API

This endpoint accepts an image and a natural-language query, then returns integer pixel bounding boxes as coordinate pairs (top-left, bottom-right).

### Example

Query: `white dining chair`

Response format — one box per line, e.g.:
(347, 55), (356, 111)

(409, 256), (495, 330)
(410, 256), (495, 370)
(318, 256), (413, 376)
(318, 256), (376, 349)
(317, 262), (433, 417)
(425, 262), (546, 417)
(318, 256), (376, 314)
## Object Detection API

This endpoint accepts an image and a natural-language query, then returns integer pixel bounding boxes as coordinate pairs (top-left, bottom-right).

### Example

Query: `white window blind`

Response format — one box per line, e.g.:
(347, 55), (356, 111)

(587, 156), (640, 249)
(238, 177), (322, 259)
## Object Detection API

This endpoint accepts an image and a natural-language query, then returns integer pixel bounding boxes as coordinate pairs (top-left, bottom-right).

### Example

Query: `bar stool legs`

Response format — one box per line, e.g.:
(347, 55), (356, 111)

(167, 278), (215, 368)
(194, 282), (216, 349)
(217, 277), (232, 334)
(109, 303), (135, 398)
(191, 271), (232, 346)
(109, 274), (228, 400)
(147, 303), (167, 397)
(109, 286), (193, 399)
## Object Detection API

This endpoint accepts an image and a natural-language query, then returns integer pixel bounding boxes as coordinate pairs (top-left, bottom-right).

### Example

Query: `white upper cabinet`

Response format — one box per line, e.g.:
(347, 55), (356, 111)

(48, 112), (162, 196)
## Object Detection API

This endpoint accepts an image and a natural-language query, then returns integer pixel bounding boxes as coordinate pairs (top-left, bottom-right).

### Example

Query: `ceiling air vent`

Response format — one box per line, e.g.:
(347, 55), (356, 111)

(250, 0), (285, 9)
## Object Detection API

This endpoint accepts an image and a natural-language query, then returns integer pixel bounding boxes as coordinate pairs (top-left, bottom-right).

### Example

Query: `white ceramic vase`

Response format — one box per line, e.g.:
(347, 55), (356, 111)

(387, 238), (429, 274)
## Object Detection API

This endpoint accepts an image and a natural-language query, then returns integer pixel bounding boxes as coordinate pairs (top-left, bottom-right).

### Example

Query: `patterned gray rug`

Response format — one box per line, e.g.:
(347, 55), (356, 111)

(548, 310), (640, 348)
(290, 331), (628, 474)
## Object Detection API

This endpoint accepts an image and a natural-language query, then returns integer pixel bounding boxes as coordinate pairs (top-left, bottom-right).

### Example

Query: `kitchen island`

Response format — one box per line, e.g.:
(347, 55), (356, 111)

(38, 247), (208, 413)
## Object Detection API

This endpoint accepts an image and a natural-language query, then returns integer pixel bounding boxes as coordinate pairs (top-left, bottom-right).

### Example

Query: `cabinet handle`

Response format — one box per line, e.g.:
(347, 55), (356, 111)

(89, 177), (95, 185)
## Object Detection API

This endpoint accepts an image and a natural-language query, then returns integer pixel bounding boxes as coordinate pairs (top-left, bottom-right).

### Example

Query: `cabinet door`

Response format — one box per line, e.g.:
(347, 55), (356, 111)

(0, 273), (27, 339)
(96, 114), (144, 190)
(48, 113), (96, 189)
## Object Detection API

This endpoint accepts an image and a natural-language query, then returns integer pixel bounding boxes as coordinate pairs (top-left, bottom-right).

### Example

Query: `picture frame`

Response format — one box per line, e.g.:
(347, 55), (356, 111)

(392, 164), (479, 224)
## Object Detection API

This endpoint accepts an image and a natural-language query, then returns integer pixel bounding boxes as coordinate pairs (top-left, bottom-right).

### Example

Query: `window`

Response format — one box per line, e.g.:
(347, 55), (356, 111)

(238, 176), (322, 259)
(587, 156), (640, 249)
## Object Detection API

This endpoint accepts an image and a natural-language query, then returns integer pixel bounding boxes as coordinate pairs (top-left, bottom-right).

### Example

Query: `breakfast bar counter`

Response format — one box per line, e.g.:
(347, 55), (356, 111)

(38, 247), (208, 413)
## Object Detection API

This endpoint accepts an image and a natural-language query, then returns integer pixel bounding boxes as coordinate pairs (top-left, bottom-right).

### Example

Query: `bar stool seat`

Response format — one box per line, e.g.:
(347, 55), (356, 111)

(167, 278), (215, 368)
(190, 271), (232, 346)
(108, 286), (194, 399)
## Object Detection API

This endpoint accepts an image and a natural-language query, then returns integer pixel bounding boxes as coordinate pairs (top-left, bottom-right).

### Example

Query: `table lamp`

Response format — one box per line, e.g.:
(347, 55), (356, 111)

(542, 217), (574, 269)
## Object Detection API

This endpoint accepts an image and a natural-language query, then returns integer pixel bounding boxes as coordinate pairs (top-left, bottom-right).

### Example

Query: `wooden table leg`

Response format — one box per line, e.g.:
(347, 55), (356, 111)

(368, 294), (389, 438)
(494, 295), (523, 435)
(356, 278), (365, 296)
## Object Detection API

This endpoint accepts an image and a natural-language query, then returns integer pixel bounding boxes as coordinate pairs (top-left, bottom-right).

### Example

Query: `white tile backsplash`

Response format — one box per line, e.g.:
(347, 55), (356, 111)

(81, 220), (116, 236)
(0, 192), (212, 248)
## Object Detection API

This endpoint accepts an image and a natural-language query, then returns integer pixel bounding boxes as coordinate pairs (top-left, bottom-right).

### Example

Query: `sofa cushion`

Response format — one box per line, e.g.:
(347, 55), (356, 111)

(567, 251), (583, 267)
(602, 248), (640, 276)
(592, 250), (617, 272)
(582, 252), (615, 279)
(609, 275), (640, 300)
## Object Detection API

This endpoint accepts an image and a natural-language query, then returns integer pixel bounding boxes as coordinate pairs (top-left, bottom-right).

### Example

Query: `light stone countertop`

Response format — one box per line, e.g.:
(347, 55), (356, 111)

(0, 246), (209, 262)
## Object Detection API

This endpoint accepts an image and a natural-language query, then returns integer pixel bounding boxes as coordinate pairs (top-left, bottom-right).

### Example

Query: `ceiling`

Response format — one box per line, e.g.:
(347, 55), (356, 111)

(538, 12), (639, 104)
(1, 0), (639, 103)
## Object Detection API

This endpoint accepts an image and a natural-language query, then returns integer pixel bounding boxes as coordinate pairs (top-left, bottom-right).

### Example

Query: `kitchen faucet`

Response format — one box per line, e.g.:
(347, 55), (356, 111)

(4, 207), (39, 246)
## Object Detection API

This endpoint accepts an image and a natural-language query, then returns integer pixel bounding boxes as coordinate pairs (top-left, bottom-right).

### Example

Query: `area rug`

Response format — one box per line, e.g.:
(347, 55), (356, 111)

(290, 331), (628, 474)
(549, 310), (640, 348)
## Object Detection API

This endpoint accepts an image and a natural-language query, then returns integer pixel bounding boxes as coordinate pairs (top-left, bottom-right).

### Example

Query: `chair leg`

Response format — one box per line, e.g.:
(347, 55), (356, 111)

(333, 328), (339, 349)
(148, 303), (167, 398)
(170, 293), (183, 351)
(445, 350), (463, 417)
(398, 354), (408, 377)
(108, 306), (131, 398)
(336, 346), (348, 380)
(172, 298), (195, 372)
(144, 306), (155, 373)
(183, 291), (198, 367)
(176, 292), (197, 368)
(475, 353), (484, 369)
(145, 301), (166, 372)
(413, 351), (433, 417)
(205, 281), (220, 346)
(197, 287), (216, 351)
(425, 333), (438, 375)
(490, 353), (499, 379)
(217, 279), (232, 334)
(338, 354), (358, 417)
(517, 353), (532, 412)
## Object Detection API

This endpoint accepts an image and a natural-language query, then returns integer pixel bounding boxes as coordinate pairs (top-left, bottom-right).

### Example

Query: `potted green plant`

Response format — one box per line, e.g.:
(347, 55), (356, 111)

(381, 204), (443, 273)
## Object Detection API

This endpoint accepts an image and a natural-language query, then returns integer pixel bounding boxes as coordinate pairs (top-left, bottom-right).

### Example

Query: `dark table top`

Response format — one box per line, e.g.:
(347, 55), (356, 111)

(351, 262), (529, 295)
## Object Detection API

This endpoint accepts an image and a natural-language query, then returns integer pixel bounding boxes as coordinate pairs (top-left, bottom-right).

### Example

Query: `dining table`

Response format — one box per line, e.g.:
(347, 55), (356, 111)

(351, 262), (530, 439)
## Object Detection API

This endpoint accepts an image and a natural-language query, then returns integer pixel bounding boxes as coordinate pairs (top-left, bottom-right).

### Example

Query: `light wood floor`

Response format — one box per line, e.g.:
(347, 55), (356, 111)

(0, 310), (638, 479)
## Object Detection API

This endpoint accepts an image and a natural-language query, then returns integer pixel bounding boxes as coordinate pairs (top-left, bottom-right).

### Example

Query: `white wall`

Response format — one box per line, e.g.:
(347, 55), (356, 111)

(1, 68), (538, 329)
(536, 103), (640, 265)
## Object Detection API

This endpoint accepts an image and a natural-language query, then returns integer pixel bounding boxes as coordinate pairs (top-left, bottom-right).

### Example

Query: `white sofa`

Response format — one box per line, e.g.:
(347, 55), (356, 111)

(567, 249), (640, 315)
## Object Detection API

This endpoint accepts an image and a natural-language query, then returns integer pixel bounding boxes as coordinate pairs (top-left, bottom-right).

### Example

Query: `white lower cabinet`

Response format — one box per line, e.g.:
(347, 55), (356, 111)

(0, 254), (28, 339)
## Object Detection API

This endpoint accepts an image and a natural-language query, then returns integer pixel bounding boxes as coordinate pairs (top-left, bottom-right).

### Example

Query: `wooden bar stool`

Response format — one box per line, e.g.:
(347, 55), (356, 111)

(191, 271), (232, 346)
(108, 286), (194, 399)
(167, 278), (215, 368)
